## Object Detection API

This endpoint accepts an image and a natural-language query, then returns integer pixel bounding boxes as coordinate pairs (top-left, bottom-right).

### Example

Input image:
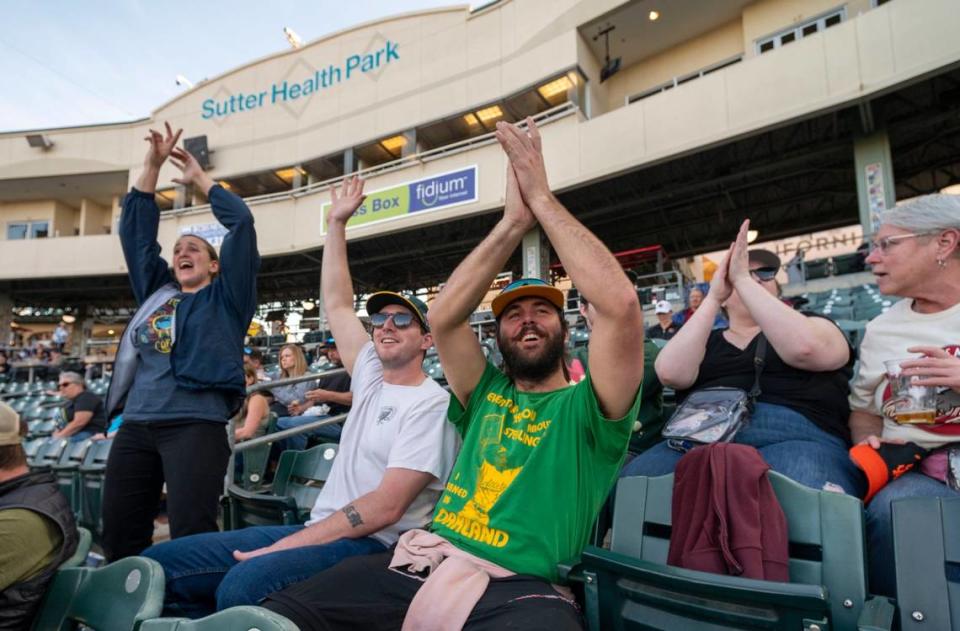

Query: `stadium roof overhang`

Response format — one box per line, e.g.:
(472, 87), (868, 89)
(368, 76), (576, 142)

(4, 63), (959, 309)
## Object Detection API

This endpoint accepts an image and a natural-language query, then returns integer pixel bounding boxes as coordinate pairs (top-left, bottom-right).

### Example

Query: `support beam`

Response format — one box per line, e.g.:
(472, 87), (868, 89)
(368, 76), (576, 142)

(854, 130), (896, 237)
(521, 229), (550, 281)
(0, 293), (13, 347)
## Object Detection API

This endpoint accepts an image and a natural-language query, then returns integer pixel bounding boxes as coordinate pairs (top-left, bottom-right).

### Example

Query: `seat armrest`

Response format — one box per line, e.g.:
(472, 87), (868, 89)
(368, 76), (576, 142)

(557, 557), (585, 584)
(857, 596), (895, 631)
(225, 485), (297, 509)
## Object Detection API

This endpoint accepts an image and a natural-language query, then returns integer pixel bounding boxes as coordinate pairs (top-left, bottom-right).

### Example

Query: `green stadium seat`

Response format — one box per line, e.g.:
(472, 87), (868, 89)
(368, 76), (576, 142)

(52, 439), (93, 515)
(77, 438), (113, 537)
(29, 438), (68, 472)
(61, 527), (93, 569)
(892, 497), (960, 631)
(804, 258), (831, 280)
(823, 304), (855, 320)
(223, 443), (338, 530)
(237, 413), (279, 490)
(139, 606), (299, 630)
(30, 556), (164, 631)
(561, 472), (894, 630)
(833, 252), (866, 275)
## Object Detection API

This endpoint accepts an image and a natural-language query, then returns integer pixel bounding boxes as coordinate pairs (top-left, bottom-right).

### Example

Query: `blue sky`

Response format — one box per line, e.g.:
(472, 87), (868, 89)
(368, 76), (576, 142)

(0, 0), (455, 132)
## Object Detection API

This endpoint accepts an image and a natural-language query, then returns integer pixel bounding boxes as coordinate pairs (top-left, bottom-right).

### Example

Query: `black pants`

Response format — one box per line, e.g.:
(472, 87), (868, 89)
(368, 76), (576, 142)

(101, 420), (230, 561)
(261, 551), (583, 631)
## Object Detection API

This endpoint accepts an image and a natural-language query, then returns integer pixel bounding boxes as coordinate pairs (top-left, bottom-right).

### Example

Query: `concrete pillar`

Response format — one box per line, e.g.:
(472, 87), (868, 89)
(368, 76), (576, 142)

(0, 293), (13, 347)
(292, 166), (305, 189)
(854, 130), (896, 238)
(401, 129), (417, 158)
(521, 229), (551, 281)
(343, 148), (358, 175)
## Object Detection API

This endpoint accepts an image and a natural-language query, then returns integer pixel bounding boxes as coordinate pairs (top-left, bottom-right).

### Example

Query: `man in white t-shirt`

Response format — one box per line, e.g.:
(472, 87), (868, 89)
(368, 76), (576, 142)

(142, 176), (459, 618)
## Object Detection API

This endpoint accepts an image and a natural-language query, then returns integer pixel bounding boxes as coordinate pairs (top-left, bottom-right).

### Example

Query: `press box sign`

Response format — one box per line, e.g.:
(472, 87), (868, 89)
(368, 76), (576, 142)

(321, 166), (478, 234)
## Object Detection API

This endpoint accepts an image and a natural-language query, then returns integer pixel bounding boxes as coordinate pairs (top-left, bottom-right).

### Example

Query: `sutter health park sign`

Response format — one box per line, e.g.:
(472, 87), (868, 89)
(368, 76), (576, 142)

(321, 166), (478, 234)
(201, 39), (400, 121)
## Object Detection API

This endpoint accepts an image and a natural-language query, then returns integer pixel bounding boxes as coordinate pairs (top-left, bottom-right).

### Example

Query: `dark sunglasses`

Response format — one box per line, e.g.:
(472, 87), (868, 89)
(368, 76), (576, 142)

(57, 382), (73, 389)
(749, 267), (778, 282)
(370, 312), (416, 329)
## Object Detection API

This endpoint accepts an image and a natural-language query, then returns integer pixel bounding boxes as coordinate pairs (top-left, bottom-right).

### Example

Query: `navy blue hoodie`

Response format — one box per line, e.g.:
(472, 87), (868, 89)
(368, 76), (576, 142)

(106, 185), (260, 419)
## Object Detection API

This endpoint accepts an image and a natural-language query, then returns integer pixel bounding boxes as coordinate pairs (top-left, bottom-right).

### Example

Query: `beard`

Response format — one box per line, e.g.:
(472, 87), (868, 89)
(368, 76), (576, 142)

(498, 322), (566, 383)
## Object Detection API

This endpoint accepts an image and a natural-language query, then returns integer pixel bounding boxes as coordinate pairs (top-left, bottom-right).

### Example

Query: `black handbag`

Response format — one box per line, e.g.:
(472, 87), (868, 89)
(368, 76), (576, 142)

(661, 334), (767, 445)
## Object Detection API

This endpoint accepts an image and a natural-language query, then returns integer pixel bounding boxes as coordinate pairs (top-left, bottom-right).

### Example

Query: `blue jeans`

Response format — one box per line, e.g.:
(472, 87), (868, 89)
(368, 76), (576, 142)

(621, 403), (866, 497)
(865, 471), (960, 597)
(275, 415), (342, 452)
(142, 525), (387, 618)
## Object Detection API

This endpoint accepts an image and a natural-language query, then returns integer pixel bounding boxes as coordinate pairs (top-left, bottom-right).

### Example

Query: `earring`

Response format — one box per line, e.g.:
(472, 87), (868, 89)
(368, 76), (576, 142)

(938, 258), (948, 269)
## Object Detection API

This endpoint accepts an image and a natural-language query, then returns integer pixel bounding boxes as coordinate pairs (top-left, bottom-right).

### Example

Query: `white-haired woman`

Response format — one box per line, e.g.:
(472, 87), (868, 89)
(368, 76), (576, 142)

(848, 193), (960, 597)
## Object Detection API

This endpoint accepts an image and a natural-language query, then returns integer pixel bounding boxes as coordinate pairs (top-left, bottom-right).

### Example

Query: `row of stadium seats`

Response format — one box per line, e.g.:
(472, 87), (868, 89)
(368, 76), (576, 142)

(218, 439), (956, 629)
(34, 553), (296, 630)
(800, 251), (867, 280)
(563, 471), (949, 630)
(25, 436), (113, 541)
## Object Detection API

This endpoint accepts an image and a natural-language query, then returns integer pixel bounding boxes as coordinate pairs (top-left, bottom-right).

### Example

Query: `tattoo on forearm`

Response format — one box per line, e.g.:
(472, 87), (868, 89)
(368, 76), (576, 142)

(342, 504), (364, 528)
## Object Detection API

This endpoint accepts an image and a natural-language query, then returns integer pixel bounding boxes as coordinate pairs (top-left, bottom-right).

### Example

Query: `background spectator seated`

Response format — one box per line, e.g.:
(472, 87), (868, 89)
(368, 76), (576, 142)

(52, 372), (106, 443)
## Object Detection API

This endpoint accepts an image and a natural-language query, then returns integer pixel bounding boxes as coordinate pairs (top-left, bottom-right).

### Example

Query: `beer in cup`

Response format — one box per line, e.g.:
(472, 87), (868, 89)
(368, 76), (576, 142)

(884, 358), (937, 424)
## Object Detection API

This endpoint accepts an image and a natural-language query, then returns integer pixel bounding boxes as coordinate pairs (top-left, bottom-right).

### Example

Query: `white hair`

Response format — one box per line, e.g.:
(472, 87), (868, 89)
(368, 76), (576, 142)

(880, 194), (960, 234)
(59, 371), (85, 387)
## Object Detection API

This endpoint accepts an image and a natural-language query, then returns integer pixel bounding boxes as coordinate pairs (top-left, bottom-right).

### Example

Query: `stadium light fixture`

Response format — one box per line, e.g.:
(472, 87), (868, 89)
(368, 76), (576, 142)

(463, 113), (480, 126)
(648, 10), (660, 21)
(747, 230), (759, 243)
(538, 75), (574, 100)
(25, 134), (54, 150)
(62, 314), (76, 324)
(475, 105), (504, 124)
(284, 27), (303, 49)
(380, 135), (408, 153)
(107, 329), (116, 336)
(302, 300), (316, 311)
(275, 167), (306, 183)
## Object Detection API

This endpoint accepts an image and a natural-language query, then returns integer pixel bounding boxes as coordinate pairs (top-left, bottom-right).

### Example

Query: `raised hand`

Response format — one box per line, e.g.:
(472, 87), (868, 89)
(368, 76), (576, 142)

(327, 176), (366, 226)
(902, 346), (960, 393)
(708, 248), (734, 305)
(143, 122), (182, 170)
(494, 117), (552, 207)
(169, 147), (204, 187)
(503, 164), (536, 232)
(727, 219), (752, 286)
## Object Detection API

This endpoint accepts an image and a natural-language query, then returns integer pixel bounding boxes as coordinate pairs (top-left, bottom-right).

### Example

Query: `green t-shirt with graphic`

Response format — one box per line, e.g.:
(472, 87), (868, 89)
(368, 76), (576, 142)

(431, 362), (640, 581)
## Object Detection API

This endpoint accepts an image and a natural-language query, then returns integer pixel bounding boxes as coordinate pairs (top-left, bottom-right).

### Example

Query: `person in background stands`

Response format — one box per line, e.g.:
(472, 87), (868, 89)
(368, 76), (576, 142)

(52, 371), (106, 442)
(646, 300), (680, 341)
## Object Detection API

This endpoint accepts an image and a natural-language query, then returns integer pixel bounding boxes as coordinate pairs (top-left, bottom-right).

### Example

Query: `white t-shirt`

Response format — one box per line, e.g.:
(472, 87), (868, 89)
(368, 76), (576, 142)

(849, 298), (960, 449)
(306, 342), (460, 546)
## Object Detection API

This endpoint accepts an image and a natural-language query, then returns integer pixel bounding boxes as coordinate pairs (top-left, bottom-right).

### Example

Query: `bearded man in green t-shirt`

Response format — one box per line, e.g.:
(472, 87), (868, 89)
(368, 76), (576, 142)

(261, 118), (644, 631)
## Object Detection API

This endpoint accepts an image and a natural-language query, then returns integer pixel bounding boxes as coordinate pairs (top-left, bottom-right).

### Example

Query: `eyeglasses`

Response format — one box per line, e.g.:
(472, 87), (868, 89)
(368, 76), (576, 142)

(869, 232), (932, 255)
(749, 267), (778, 282)
(370, 312), (415, 329)
(57, 382), (73, 389)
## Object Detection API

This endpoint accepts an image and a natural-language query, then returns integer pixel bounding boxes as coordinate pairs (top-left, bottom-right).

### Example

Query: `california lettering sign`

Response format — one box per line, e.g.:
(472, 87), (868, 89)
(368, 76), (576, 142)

(201, 39), (400, 121)
(321, 166), (478, 234)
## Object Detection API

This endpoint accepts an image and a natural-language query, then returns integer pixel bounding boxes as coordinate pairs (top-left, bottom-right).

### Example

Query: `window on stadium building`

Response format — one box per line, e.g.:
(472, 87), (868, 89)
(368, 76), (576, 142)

(6, 220), (49, 240)
(757, 8), (845, 55)
(627, 55), (743, 105)
(417, 69), (585, 152)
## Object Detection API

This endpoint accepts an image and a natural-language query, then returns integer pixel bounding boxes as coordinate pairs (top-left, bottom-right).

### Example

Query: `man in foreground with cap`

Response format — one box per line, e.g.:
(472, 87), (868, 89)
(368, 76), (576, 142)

(262, 118), (644, 630)
(0, 401), (79, 628)
(142, 175), (459, 618)
(647, 300), (680, 341)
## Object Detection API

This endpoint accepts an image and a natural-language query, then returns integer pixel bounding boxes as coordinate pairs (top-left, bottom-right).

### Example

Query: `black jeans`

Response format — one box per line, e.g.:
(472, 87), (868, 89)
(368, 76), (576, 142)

(262, 551), (583, 631)
(102, 420), (230, 561)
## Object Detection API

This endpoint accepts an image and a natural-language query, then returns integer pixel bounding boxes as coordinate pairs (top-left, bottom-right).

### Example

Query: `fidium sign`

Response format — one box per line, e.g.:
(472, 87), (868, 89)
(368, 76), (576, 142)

(321, 166), (478, 234)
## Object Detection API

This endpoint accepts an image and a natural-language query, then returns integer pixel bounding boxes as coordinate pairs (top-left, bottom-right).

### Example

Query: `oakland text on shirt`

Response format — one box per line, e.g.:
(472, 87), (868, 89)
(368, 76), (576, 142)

(432, 387), (558, 549)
